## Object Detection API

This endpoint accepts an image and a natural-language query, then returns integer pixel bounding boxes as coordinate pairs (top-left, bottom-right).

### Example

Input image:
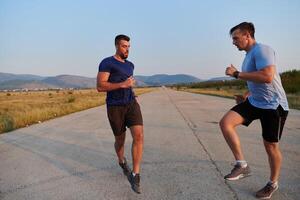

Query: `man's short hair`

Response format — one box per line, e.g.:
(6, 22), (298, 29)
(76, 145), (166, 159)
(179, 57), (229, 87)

(115, 34), (130, 45)
(230, 22), (255, 38)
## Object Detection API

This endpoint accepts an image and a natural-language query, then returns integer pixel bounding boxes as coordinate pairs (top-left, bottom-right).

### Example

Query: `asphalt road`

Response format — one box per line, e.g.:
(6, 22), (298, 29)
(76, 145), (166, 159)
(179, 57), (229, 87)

(1, 88), (299, 200)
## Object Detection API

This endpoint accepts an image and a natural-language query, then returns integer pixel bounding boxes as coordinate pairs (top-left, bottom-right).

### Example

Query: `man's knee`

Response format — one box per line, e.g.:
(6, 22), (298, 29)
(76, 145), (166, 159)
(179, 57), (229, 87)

(219, 115), (232, 132)
(219, 116), (227, 129)
(264, 141), (280, 154)
(220, 111), (244, 132)
(131, 127), (144, 143)
(134, 132), (144, 143)
(115, 133), (125, 146)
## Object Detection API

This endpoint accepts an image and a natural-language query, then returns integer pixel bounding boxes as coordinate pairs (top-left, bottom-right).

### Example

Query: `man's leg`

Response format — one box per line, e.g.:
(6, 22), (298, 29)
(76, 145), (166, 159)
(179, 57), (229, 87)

(219, 110), (245, 161)
(129, 125), (144, 174)
(114, 132), (126, 163)
(127, 125), (143, 194)
(263, 140), (282, 183)
(255, 106), (288, 199)
(260, 106), (287, 183)
(220, 110), (251, 180)
(114, 132), (131, 176)
(255, 140), (281, 199)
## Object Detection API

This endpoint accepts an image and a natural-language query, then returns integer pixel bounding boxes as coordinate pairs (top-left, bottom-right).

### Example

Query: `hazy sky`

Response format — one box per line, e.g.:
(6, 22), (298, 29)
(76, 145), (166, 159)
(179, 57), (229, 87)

(1, 0), (300, 79)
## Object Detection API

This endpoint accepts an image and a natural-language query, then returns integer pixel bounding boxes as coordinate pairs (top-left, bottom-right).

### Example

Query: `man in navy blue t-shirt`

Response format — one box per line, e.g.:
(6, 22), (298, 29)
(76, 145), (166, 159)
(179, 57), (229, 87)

(97, 35), (143, 194)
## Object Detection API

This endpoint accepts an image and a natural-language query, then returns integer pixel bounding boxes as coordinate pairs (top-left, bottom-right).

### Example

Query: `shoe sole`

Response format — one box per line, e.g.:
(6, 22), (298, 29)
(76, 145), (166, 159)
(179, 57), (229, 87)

(131, 185), (141, 194)
(225, 173), (251, 181)
(129, 182), (141, 194)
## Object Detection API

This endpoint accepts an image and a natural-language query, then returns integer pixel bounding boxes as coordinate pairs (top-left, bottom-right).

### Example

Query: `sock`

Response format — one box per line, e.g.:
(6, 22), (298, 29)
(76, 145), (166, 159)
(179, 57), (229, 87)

(269, 180), (278, 188)
(132, 172), (136, 176)
(236, 160), (247, 168)
(119, 159), (125, 164)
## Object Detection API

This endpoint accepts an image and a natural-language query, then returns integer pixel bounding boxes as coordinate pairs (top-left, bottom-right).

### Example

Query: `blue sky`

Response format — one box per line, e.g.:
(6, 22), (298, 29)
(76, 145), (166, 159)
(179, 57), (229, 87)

(1, 0), (299, 79)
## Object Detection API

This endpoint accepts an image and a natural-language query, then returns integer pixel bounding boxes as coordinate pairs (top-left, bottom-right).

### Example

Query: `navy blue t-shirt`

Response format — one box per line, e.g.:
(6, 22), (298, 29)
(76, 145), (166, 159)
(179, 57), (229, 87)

(98, 56), (135, 106)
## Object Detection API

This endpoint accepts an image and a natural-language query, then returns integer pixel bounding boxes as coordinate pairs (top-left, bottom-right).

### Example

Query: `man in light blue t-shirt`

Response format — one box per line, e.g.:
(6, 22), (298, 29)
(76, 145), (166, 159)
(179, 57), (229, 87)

(219, 22), (289, 199)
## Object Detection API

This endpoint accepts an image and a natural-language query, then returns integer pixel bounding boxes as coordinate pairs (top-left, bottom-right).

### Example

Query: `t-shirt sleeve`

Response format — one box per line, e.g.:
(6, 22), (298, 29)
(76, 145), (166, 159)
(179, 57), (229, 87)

(255, 46), (275, 70)
(98, 59), (111, 73)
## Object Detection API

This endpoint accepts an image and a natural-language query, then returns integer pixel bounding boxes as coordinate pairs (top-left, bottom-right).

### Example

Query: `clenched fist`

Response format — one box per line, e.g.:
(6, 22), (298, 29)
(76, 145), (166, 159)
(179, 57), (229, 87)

(121, 76), (136, 88)
(225, 64), (238, 77)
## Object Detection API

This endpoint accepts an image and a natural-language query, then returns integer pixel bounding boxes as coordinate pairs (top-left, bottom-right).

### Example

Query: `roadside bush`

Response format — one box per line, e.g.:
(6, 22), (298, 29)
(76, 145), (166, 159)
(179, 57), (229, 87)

(67, 96), (76, 103)
(281, 69), (300, 94)
(0, 113), (15, 133)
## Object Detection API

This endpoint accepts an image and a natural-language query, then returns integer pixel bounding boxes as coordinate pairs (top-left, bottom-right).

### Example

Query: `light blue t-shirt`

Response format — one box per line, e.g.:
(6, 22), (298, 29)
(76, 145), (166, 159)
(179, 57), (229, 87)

(241, 43), (289, 110)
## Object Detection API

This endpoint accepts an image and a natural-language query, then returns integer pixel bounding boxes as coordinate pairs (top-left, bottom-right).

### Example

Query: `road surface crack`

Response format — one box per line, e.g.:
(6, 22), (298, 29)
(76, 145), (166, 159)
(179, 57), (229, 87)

(165, 88), (239, 200)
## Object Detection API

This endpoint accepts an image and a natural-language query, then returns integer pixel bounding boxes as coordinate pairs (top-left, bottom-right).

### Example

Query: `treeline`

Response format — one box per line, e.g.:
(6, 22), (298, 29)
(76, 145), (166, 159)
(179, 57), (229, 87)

(280, 69), (300, 93)
(174, 69), (300, 94)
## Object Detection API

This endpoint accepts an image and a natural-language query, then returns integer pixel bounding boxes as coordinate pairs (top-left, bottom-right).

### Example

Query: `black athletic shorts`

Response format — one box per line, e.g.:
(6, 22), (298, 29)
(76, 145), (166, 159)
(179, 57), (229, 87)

(107, 100), (143, 136)
(231, 99), (288, 143)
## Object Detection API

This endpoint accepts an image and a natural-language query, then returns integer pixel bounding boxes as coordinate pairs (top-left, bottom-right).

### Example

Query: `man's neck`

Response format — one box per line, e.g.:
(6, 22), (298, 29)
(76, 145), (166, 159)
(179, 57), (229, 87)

(245, 40), (256, 52)
(114, 54), (125, 63)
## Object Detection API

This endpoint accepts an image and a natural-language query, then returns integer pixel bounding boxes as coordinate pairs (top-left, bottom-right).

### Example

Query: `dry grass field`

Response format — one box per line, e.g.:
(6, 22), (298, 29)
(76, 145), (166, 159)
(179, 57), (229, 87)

(0, 88), (155, 133)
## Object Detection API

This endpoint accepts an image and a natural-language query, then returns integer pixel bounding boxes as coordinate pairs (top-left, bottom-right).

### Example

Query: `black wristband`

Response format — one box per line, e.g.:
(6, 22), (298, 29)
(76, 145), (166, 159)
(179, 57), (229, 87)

(233, 71), (240, 79)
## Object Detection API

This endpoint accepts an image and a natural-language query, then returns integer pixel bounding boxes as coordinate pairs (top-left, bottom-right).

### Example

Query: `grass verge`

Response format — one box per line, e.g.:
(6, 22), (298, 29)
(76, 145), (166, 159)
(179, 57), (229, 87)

(0, 88), (155, 133)
(176, 88), (300, 110)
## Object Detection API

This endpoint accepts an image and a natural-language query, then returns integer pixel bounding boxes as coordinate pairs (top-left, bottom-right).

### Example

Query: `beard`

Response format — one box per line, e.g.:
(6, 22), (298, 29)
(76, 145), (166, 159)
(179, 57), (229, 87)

(235, 45), (243, 51)
(120, 52), (128, 59)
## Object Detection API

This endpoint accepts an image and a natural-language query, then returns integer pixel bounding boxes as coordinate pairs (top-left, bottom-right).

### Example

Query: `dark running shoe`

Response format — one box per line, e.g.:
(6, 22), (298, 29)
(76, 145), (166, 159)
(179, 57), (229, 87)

(255, 182), (278, 199)
(224, 164), (251, 181)
(128, 173), (141, 194)
(119, 158), (130, 176)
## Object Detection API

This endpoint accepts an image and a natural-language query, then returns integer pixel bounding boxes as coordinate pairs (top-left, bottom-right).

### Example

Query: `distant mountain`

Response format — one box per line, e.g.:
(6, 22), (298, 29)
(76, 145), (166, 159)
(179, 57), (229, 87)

(206, 76), (234, 82)
(135, 74), (201, 86)
(0, 79), (55, 90)
(43, 75), (96, 88)
(0, 73), (96, 90)
(0, 72), (44, 83)
(0, 72), (201, 90)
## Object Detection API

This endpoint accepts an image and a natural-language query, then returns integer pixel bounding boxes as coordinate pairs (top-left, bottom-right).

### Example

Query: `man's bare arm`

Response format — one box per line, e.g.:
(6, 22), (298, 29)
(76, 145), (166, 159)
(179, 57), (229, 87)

(226, 64), (275, 83)
(96, 72), (135, 92)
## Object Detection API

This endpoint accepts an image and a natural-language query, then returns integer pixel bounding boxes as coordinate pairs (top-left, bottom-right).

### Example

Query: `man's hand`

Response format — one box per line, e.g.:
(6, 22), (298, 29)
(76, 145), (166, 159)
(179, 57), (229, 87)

(234, 95), (245, 104)
(121, 76), (136, 88)
(234, 91), (250, 104)
(97, 72), (136, 92)
(225, 64), (238, 77)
